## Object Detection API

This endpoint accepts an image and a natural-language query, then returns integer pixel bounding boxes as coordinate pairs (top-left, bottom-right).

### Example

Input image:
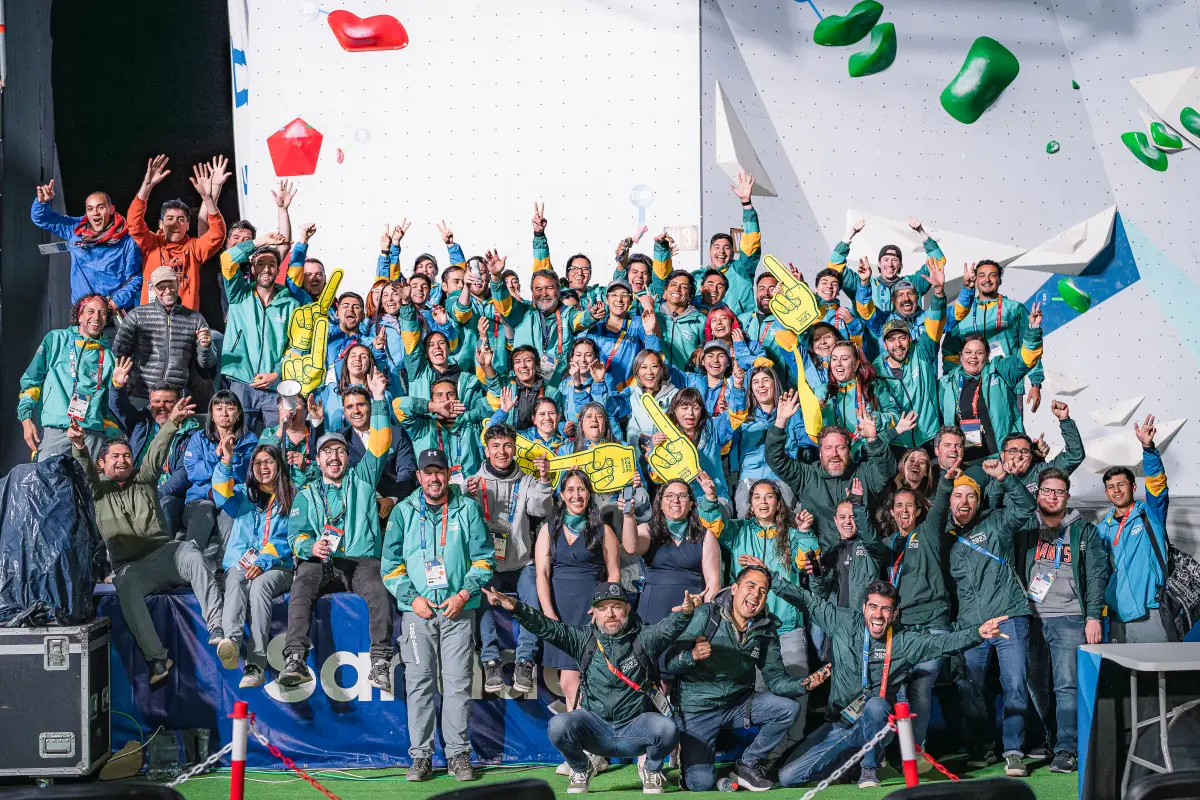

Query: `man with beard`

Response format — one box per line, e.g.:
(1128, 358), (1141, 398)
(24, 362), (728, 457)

(986, 400), (1084, 508)
(826, 216), (944, 316)
(332, 385), (417, 517)
(287, 223), (334, 305)
(382, 448), (494, 783)
(107, 370), (189, 470)
(280, 370), (394, 691)
(946, 460), (1037, 776)
(582, 280), (661, 391)
(667, 566), (827, 792)
(938, 303), (1044, 462)
(767, 396), (914, 547)
(129, 155), (228, 310)
(32, 179), (143, 312)
(765, 576), (1008, 789)
(393, 378), (492, 485)
(690, 172), (762, 320)
(219, 236), (299, 431)
(466, 425), (555, 695)
(1013, 469), (1108, 774)
(656, 270), (707, 372)
(485, 582), (703, 794)
(855, 255), (967, 351)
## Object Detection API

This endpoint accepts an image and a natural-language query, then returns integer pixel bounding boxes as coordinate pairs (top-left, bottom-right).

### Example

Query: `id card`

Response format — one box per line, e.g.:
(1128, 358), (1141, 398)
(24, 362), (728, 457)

(493, 535), (508, 561)
(449, 467), (466, 489)
(67, 392), (91, 421)
(237, 548), (259, 572)
(962, 420), (984, 447)
(539, 354), (558, 378)
(321, 524), (344, 561)
(841, 694), (867, 725)
(424, 558), (450, 589)
(988, 340), (1006, 360)
(1027, 569), (1055, 603)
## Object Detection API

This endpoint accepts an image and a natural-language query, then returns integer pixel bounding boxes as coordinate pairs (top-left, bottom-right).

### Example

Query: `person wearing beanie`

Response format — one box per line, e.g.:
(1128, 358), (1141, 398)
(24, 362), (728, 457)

(825, 216), (945, 315)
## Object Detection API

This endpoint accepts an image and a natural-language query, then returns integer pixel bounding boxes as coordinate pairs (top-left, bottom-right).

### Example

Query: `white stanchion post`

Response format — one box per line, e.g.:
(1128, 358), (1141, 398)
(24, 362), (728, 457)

(893, 701), (920, 788)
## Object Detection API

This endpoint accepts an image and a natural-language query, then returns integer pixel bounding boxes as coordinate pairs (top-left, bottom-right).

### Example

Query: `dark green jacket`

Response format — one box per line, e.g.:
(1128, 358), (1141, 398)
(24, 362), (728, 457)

(769, 573), (981, 713)
(985, 417), (1085, 508)
(765, 426), (898, 548)
(812, 497), (884, 610)
(664, 589), (810, 714)
(882, 476), (954, 629)
(948, 473), (1036, 627)
(513, 602), (690, 726)
(1012, 509), (1109, 620)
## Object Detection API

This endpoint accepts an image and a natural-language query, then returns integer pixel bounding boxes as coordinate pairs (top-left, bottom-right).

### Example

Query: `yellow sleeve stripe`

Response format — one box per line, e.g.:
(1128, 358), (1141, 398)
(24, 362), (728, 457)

(20, 387), (42, 402)
(384, 564), (408, 579)
(367, 425), (393, 458)
(471, 560), (494, 571)
(401, 329), (421, 354)
(288, 262), (304, 288)
(295, 533), (312, 542)
(855, 298), (875, 319)
(453, 305), (474, 324)
(212, 477), (235, 499)
(740, 231), (761, 257)
(826, 258), (847, 273)
(1020, 345), (1043, 368)
(220, 250), (240, 280)
(729, 408), (750, 430)
(477, 366), (490, 386)
(653, 254), (673, 280)
(391, 398), (409, 423)
(492, 295), (513, 317)
(533, 256), (553, 273)
(262, 542), (279, 557)
(923, 314), (945, 342)
(952, 299), (971, 322)
(1145, 473), (1167, 497)
(700, 515), (725, 538)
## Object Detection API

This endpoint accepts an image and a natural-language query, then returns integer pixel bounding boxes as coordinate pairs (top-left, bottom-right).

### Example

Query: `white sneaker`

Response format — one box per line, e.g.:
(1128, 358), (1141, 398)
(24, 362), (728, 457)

(567, 765), (593, 794)
(556, 761), (573, 776)
(239, 665), (265, 688)
(588, 753), (609, 774)
(216, 639), (239, 670)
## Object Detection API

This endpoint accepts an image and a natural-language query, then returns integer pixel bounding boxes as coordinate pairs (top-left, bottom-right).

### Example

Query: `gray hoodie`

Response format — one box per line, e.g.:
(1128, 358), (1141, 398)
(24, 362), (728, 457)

(471, 461), (554, 572)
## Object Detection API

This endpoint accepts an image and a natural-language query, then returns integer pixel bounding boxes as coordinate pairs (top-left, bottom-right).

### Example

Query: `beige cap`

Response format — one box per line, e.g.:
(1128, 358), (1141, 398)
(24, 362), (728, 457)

(150, 266), (178, 287)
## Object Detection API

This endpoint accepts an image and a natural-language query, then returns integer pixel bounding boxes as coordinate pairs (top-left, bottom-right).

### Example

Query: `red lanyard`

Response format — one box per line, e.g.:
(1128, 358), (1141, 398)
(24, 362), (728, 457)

(959, 379), (982, 423)
(758, 320), (773, 345)
(480, 484), (489, 521)
(716, 381), (727, 409)
(257, 504), (274, 548)
(555, 310), (564, 354)
(596, 640), (643, 692)
(878, 628), (893, 697)
(1113, 506), (1136, 547)
(436, 425), (461, 472)
(603, 319), (629, 369)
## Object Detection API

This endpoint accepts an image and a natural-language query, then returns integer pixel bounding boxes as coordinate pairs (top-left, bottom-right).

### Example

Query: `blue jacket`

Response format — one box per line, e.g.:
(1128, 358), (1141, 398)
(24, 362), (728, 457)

(213, 459), (294, 572)
(31, 199), (144, 310)
(583, 316), (661, 391)
(730, 406), (814, 483)
(182, 429), (259, 504)
(1095, 448), (1170, 623)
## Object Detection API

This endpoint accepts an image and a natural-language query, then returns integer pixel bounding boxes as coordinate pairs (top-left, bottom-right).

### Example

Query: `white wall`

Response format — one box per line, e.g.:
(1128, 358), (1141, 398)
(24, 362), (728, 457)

(228, 0), (700, 293)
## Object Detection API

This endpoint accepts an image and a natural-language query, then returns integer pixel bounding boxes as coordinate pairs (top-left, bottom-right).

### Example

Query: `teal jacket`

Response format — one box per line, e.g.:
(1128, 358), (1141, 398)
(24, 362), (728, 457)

(943, 289), (1044, 392)
(882, 477), (955, 629)
(219, 241), (299, 385)
(381, 485), (493, 611)
(937, 326), (1043, 447)
(287, 400), (392, 560)
(872, 292), (947, 448)
(665, 588), (811, 714)
(826, 236), (943, 315)
(689, 206), (762, 320)
(1013, 509), (1109, 620)
(392, 396), (490, 479)
(19, 326), (119, 436)
(820, 379), (901, 460)
(655, 304), (706, 372)
(948, 473), (1037, 627)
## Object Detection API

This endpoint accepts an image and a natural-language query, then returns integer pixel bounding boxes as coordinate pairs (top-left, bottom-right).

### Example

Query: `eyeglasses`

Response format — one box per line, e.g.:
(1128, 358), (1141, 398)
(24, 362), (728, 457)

(252, 458), (276, 467)
(1038, 487), (1069, 498)
(661, 492), (691, 503)
(1003, 448), (1032, 456)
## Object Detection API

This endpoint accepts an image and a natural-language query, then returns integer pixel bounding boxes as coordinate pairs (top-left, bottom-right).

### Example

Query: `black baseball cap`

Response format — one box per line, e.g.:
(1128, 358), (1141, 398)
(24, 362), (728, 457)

(417, 449), (449, 470)
(591, 581), (628, 607)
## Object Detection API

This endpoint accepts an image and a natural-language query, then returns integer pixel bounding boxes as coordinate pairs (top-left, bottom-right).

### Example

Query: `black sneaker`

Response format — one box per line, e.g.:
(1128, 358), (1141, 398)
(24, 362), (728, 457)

(1049, 752), (1078, 773)
(278, 654), (312, 687)
(368, 659), (392, 693)
(858, 765), (881, 788)
(448, 752), (477, 781)
(406, 757), (432, 782)
(732, 760), (773, 792)
(148, 658), (173, 687)
(513, 659), (536, 693)
(968, 749), (999, 768)
(1005, 753), (1029, 777)
(1027, 745), (1053, 759)
(483, 660), (505, 693)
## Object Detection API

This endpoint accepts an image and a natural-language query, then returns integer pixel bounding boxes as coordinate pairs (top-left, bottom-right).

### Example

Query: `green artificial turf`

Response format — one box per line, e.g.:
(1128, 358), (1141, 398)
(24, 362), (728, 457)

(167, 756), (1079, 799)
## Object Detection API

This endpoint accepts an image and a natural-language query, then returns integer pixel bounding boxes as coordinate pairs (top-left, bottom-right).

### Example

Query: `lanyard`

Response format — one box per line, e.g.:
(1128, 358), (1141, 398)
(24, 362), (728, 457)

(861, 626), (893, 697)
(419, 494), (449, 552)
(603, 318), (629, 370)
(318, 483), (345, 526)
(255, 502), (275, 548)
(1054, 534), (1065, 570)
(715, 381), (727, 410)
(889, 531), (916, 586)
(758, 319), (774, 345)
(958, 377), (982, 422)
(596, 639), (644, 692)
(956, 534), (1007, 565)
(1113, 506), (1136, 547)
(436, 425), (460, 470)
(479, 479), (521, 528)
(69, 341), (105, 394)
(543, 310), (565, 354)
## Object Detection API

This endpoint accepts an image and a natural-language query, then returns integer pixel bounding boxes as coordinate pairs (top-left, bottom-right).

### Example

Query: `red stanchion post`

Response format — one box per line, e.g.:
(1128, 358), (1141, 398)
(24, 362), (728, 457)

(230, 701), (250, 800)
(892, 702), (920, 788)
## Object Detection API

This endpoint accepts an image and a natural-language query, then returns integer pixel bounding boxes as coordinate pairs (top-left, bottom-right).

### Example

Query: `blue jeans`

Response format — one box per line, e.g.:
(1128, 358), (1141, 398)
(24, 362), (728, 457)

(679, 692), (799, 791)
(478, 564), (540, 664)
(959, 615), (1030, 756)
(778, 697), (894, 786)
(1028, 614), (1085, 754)
(548, 709), (678, 773)
(226, 377), (277, 434)
(897, 627), (949, 746)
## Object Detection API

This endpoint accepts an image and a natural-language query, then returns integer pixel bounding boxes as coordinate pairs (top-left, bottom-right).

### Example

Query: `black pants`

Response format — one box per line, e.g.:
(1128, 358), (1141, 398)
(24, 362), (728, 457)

(284, 557), (394, 662)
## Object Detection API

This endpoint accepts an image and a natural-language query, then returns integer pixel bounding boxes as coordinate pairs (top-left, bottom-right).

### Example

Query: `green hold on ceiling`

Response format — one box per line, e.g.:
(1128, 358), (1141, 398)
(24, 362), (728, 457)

(1057, 279), (1092, 314)
(813, 0), (883, 47)
(1180, 107), (1200, 138)
(1072, 79), (1080, 90)
(848, 22), (896, 77)
(1121, 131), (1168, 171)
(1149, 121), (1184, 150)
(940, 37), (1020, 124)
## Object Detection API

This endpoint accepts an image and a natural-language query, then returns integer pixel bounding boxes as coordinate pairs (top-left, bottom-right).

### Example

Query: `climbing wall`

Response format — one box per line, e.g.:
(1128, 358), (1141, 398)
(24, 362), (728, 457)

(227, 0), (700, 292)
(703, 0), (1200, 500)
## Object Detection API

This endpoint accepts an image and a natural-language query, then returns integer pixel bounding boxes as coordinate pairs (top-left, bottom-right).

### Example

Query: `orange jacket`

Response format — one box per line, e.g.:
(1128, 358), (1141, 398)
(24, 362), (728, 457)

(128, 195), (226, 310)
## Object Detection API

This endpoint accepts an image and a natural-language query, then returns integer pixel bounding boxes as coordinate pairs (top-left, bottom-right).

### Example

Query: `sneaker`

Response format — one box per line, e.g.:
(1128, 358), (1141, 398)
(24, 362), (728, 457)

(406, 757), (432, 782)
(641, 767), (667, 794)
(207, 628), (224, 646)
(1004, 753), (1028, 777)
(968, 749), (999, 768)
(1027, 745), (1053, 759)
(857, 765), (881, 788)
(239, 665), (265, 688)
(567, 765), (593, 794)
(483, 660), (505, 693)
(556, 761), (573, 776)
(216, 638), (240, 670)
(148, 658), (173, 687)
(732, 760), (773, 792)
(1049, 752), (1078, 774)
(513, 659), (536, 693)
(277, 654), (312, 687)
(448, 752), (477, 781)
(589, 752), (610, 775)
(368, 659), (392, 693)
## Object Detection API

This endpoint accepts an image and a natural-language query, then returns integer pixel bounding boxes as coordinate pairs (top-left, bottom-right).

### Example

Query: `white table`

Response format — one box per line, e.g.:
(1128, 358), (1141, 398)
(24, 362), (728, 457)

(1080, 644), (1200, 797)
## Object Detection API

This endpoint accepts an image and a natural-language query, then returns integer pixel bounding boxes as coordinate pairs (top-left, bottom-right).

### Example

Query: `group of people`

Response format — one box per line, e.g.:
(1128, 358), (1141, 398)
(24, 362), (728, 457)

(19, 158), (1181, 792)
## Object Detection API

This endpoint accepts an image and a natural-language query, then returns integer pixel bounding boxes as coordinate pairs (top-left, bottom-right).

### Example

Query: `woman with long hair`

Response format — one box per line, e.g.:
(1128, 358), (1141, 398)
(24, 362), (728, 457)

(822, 340), (898, 458)
(894, 447), (934, 495)
(318, 343), (380, 432)
(561, 338), (622, 432)
(622, 349), (680, 449)
(534, 471), (620, 723)
(730, 366), (814, 515)
(182, 390), (258, 562)
(620, 478), (720, 627)
(364, 277), (389, 331)
(214, 442), (296, 688)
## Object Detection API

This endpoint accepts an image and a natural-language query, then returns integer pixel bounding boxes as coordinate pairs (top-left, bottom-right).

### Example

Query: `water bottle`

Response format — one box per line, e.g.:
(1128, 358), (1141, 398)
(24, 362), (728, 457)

(718, 777), (739, 791)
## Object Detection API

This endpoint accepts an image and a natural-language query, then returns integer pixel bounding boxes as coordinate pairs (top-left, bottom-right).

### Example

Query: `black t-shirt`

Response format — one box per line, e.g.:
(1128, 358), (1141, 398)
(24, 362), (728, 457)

(959, 376), (999, 460)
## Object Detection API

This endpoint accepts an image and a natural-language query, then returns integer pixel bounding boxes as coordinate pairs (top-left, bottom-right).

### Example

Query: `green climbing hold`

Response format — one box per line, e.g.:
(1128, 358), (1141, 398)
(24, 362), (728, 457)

(1071, 80), (1080, 90)
(1121, 131), (1168, 171)
(1180, 106), (1200, 137)
(848, 22), (896, 77)
(940, 37), (1021, 124)
(1046, 140), (1060, 154)
(1150, 121), (1184, 150)
(813, 0), (883, 47)
(1057, 279), (1092, 314)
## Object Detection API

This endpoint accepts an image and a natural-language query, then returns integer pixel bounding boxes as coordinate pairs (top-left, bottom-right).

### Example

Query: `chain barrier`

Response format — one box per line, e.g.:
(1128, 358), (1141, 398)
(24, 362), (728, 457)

(164, 742), (235, 788)
(797, 719), (897, 800)
(250, 728), (344, 800)
(914, 744), (961, 781)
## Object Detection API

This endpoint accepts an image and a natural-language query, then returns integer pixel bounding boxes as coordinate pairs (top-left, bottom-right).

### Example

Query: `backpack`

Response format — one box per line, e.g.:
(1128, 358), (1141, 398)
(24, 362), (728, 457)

(1141, 512), (1200, 641)
(578, 630), (672, 717)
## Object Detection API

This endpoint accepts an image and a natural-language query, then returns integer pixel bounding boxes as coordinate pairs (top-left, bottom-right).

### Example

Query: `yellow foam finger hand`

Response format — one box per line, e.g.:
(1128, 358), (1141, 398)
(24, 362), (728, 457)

(317, 269), (344, 315)
(640, 395), (700, 483)
(288, 305), (316, 351)
(515, 435), (553, 476)
(300, 318), (329, 395)
(770, 282), (821, 336)
(763, 254), (801, 289)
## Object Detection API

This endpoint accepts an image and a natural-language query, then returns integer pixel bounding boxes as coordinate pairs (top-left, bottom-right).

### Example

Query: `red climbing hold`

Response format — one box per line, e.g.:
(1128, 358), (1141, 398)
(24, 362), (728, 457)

(327, 10), (409, 52)
(267, 118), (323, 177)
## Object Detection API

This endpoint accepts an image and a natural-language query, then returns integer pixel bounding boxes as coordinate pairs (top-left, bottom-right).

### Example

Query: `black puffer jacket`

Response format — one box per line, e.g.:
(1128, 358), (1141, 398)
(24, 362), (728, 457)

(111, 301), (216, 398)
